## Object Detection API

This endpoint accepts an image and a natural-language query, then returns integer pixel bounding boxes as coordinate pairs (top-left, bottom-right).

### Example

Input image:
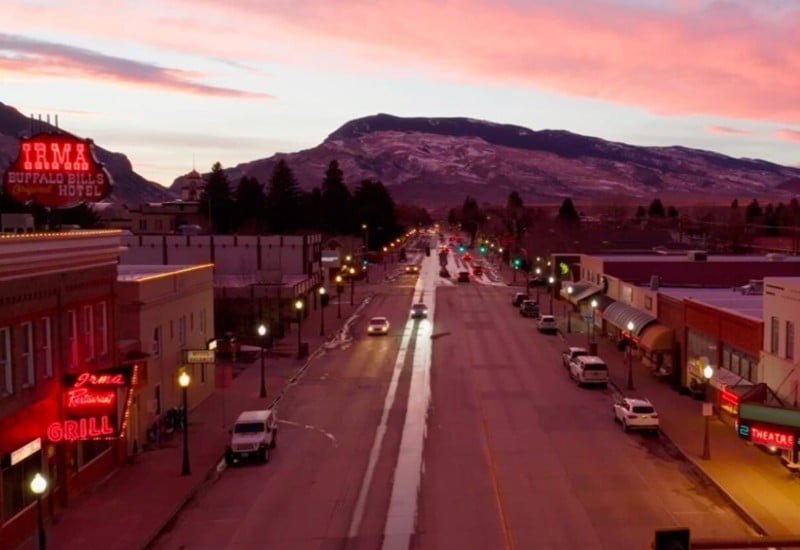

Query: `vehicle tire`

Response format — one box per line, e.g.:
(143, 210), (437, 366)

(270, 430), (277, 449)
(225, 453), (233, 466)
(622, 420), (629, 433)
(261, 447), (270, 463)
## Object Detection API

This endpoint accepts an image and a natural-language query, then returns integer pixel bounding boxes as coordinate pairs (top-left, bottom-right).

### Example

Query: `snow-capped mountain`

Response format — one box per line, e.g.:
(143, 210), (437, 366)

(222, 113), (800, 207)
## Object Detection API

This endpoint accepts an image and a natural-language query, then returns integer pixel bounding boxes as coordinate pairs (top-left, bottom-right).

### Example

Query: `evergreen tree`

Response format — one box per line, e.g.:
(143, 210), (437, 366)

(635, 205), (646, 219)
(647, 198), (665, 218)
(556, 198), (580, 225)
(302, 188), (323, 232)
(352, 179), (400, 249)
(506, 191), (526, 243)
(265, 159), (303, 233)
(319, 160), (353, 235)
(745, 199), (762, 224)
(235, 176), (267, 234)
(461, 196), (482, 245)
(667, 206), (679, 218)
(199, 162), (235, 234)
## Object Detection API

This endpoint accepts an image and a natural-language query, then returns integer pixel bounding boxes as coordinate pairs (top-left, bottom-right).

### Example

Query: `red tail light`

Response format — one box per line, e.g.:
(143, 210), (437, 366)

(626, 414), (637, 419)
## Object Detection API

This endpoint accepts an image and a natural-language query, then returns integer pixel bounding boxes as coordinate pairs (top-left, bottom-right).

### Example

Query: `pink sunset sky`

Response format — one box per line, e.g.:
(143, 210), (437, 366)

(1, 0), (798, 186)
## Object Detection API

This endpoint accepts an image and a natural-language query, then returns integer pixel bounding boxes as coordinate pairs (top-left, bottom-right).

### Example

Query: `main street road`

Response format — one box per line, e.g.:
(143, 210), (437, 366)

(152, 250), (755, 549)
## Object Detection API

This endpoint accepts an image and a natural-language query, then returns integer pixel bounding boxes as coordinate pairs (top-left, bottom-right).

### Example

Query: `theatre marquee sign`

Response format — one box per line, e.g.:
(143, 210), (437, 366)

(2, 132), (112, 208)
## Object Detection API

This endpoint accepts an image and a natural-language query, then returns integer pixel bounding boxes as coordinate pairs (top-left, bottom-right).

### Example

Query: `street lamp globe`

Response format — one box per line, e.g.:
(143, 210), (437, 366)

(591, 298), (598, 309)
(535, 267), (541, 276)
(30, 472), (47, 495)
(294, 299), (303, 311)
(257, 324), (267, 337)
(319, 287), (326, 296)
(178, 371), (190, 388)
(626, 320), (635, 333)
(567, 285), (573, 296)
(335, 274), (343, 284)
(548, 276), (555, 285)
(349, 267), (356, 275)
(703, 365), (714, 380)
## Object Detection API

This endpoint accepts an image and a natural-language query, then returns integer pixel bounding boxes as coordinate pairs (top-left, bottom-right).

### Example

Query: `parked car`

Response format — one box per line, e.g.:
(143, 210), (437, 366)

(537, 315), (558, 334)
(569, 355), (609, 387)
(528, 276), (548, 288)
(367, 317), (390, 335)
(561, 346), (589, 369)
(512, 292), (528, 307)
(457, 271), (471, 283)
(473, 265), (484, 277)
(519, 300), (540, 318)
(224, 408), (278, 465)
(613, 398), (659, 433)
(410, 303), (429, 319)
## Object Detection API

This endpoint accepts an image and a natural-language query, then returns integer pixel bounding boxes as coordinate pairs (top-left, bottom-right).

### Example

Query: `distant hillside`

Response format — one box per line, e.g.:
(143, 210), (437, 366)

(217, 113), (800, 208)
(0, 101), (176, 207)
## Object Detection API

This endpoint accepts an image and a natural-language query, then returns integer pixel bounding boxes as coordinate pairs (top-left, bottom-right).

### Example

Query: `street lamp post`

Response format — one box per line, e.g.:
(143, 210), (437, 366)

(702, 365), (714, 460)
(318, 287), (326, 336)
(588, 298), (598, 348)
(626, 321), (635, 390)
(335, 275), (343, 319)
(362, 223), (369, 251)
(548, 276), (555, 315)
(566, 285), (574, 333)
(535, 268), (542, 302)
(178, 371), (191, 476)
(257, 324), (267, 398)
(294, 299), (304, 358)
(30, 473), (47, 550)
(349, 267), (356, 305)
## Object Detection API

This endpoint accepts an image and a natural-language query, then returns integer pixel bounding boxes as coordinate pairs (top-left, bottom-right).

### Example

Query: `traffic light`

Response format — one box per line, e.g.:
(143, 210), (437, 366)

(362, 258), (368, 267)
(512, 257), (522, 269)
(479, 245), (487, 254)
(458, 244), (466, 253)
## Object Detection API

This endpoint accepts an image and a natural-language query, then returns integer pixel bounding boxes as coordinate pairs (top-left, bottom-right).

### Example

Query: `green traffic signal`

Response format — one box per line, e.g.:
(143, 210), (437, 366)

(479, 245), (487, 254)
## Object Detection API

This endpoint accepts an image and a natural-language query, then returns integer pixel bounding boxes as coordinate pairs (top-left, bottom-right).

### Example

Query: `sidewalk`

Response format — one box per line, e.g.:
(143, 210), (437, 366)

(555, 307), (800, 538)
(12, 279), (381, 550)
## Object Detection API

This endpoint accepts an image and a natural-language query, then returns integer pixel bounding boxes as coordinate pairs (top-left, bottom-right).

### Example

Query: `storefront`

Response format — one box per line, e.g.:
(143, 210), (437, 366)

(638, 323), (675, 377)
(738, 403), (800, 471)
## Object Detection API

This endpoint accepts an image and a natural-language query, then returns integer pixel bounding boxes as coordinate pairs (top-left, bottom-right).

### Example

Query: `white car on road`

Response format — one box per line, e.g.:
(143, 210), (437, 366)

(613, 397), (660, 433)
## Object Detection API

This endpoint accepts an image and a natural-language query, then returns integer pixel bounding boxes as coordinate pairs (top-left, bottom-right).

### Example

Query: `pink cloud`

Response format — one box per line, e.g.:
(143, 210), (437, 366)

(0, 33), (270, 99)
(775, 128), (800, 142)
(704, 125), (753, 135)
(3, 1), (800, 123)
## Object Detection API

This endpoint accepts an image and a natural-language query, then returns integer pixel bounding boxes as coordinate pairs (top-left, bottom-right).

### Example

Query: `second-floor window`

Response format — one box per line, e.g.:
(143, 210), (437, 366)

(68, 310), (78, 369)
(770, 316), (779, 354)
(83, 305), (95, 361)
(0, 327), (12, 396)
(98, 301), (108, 356)
(152, 326), (161, 357)
(22, 322), (34, 387)
(787, 321), (795, 361)
(40, 317), (53, 378)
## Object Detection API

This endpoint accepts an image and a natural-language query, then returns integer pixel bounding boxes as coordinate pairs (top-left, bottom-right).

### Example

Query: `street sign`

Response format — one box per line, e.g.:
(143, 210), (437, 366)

(185, 349), (216, 364)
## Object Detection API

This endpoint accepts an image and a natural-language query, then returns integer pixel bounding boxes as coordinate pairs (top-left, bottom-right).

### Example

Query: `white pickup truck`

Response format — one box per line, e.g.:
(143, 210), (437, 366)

(561, 346), (590, 369)
(225, 409), (278, 465)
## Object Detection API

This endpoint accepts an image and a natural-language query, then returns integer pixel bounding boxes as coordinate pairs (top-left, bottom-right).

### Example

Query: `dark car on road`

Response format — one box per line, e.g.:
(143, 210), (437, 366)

(520, 300), (540, 318)
(457, 271), (470, 282)
(512, 292), (528, 307)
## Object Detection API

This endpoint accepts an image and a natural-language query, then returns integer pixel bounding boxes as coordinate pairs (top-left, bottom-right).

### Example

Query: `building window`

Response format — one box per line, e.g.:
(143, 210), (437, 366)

(22, 322), (34, 387)
(98, 301), (109, 356)
(152, 326), (161, 357)
(40, 317), (53, 378)
(68, 309), (79, 369)
(0, 327), (12, 396)
(1, 450), (43, 521)
(76, 440), (110, 469)
(190, 312), (194, 331)
(178, 316), (186, 345)
(83, 305), (95, 360)
(787, 321), (795, 361)
(770, 316), (779, 354)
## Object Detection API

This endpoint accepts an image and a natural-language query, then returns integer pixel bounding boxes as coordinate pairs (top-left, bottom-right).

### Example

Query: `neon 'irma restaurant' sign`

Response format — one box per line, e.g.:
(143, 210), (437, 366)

(1, 132), (112, 208)
(738, 420), (800, 451)
(47, 366), (133, 442)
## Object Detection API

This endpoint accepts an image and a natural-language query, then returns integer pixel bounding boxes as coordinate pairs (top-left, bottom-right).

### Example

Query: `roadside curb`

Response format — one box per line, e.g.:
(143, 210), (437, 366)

(607, 380), (770, 538)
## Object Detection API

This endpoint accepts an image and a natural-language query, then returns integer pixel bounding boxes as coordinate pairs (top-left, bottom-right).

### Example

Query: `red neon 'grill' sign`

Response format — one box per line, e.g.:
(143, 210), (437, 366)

(750, 426), (795, 451)
(47, 417), (114, 442)
(1, 132), (112, 208)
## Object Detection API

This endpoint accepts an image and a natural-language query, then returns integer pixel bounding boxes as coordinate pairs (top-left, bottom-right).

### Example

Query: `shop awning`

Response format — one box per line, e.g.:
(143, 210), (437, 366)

(570, 285), (603, 305)
(601, 302), (656, 336)
(638, 323), (674, 352)
(560, 282), (593, 301)
(592, 294), (616, 312)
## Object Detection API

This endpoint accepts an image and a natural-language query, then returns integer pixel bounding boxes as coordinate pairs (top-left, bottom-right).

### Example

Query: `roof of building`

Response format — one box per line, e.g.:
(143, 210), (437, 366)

(117, 264), (208, 281)
(659, 287), (763, 320)
(592, 253), (800, 264)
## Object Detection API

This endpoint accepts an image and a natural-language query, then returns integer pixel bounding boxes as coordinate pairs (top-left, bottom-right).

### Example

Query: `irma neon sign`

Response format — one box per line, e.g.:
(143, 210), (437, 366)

(47, 366), (133, 442)
(2, 132), (112, 208)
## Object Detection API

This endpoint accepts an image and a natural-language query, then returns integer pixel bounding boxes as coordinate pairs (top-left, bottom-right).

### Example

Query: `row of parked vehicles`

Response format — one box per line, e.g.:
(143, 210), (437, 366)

(560, 347), (660, 434)
(512, 291), (558, 333)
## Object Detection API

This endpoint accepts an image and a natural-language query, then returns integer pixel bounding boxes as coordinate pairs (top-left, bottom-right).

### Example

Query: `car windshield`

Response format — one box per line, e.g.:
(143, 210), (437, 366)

(370, 318), (388, 325)
(234, 422), (265, 434)
(413, 304), (427, 310)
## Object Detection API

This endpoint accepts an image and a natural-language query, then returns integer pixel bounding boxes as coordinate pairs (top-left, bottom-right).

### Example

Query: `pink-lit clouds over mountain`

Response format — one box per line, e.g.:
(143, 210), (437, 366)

(1, 0), (798, 186)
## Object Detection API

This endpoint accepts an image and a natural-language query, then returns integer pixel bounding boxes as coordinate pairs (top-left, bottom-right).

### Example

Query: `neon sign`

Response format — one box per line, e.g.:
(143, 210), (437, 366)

(65, 388), (116, 409)
(47, 417), (114, 442)
(1, 132), (112, 208)
(738, 420), (800, 451)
